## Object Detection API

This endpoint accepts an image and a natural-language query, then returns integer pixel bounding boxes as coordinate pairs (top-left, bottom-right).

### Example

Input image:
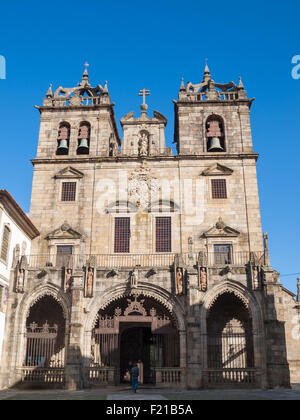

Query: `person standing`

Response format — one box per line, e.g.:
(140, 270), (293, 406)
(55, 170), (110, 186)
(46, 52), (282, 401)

(131, 361), (140, 393)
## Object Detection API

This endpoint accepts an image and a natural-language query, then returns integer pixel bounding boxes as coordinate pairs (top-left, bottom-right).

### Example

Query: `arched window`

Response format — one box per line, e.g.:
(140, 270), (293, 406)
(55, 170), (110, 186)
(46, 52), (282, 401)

(0, 225), (11, 263)
(56, 122), (70, 155)
(77, 122), (90, 155)
(206, 115), (226, 152)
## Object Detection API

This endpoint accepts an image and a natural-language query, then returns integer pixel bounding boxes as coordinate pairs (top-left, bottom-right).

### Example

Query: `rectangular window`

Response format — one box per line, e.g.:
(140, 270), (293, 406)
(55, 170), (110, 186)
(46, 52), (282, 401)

(114, 218), (130, 253)
(56, 245), (73, 266)
(211, 179), (227, 199)
(214, 244), (232, 265)
(0, 225), (11, 262)
(61, 182), (76, 202)
(156, 217), (172, 253)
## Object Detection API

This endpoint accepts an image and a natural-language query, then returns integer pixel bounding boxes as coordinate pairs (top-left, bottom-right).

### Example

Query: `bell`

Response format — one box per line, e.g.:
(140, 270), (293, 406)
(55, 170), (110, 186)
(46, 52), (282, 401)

(77, 138), (89, 154)
(208, 137), (224, 152)
(57, 139), (69, 154)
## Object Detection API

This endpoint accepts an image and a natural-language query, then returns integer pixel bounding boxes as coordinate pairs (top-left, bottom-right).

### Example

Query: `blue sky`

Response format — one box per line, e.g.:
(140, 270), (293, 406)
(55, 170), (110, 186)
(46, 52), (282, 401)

(0, 0), (299, 292)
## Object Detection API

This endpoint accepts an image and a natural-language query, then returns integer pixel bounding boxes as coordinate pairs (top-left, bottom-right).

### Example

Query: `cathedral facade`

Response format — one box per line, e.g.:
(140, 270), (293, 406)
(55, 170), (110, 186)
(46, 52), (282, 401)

(1, 65), (299, 390)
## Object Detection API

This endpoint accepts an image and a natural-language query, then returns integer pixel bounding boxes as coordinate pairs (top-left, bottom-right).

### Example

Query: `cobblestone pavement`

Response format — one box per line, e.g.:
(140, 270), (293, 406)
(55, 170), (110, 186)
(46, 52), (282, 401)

(0, 388), (300, 400)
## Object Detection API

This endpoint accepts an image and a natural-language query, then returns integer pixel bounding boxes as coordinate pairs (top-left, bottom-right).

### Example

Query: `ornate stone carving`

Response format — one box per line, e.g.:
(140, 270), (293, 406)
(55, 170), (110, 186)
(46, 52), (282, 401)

(216, 217), (226, 230)
(61, 221), (71, 232)
(124, 297), (147, 317)
(114, 307), (122, 317)
(69, 89), (82, 106)
(64, 268), (73, 292)
(198, 251), (207, 267)
(128, 162), (160, 209)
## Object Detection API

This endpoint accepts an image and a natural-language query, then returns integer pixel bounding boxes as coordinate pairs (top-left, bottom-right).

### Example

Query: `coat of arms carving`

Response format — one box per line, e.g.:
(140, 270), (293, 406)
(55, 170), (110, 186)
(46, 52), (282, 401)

(128, 162), (160, 208)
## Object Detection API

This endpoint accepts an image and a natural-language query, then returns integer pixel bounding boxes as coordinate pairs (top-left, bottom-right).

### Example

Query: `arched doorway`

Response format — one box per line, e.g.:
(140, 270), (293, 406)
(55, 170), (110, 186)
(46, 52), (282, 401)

(22, 295), (66, 385)
(90, 294), (180, 385)
(206, 292), (255, 386)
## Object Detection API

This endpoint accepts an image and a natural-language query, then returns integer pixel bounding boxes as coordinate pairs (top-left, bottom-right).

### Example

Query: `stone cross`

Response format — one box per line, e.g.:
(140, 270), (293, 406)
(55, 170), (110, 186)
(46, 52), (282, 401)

(139, 88), (150, 105)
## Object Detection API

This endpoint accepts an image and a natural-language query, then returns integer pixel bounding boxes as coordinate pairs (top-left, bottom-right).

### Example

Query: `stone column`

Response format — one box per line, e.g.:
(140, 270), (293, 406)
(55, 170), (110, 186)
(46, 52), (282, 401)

(262, 268), (291, 388)
(0, 269), (24, 389)
(65, 269), (84, 390)
(179, 330), (187, 389)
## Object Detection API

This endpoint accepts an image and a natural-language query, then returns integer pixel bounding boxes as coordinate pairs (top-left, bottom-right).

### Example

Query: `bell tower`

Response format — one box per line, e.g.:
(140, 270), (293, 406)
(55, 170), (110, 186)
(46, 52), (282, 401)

(35, 66), (120, 159)
(173, 63), (254, 155)
(30, 67), (121, 254)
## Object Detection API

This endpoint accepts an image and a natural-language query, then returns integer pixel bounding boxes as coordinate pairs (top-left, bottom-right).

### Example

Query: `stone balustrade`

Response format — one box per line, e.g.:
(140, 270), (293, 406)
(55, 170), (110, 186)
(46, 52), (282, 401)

(25, 251), (264, 270)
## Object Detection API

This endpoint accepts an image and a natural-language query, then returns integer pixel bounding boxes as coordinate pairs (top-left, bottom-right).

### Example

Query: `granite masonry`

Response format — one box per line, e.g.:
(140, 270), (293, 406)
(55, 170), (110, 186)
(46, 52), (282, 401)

(0, 64), (299, 390)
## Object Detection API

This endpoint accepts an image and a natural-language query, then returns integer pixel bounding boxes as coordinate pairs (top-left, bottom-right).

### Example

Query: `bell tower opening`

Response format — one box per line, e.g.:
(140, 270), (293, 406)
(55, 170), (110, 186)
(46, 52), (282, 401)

(206, 115), (226, 152)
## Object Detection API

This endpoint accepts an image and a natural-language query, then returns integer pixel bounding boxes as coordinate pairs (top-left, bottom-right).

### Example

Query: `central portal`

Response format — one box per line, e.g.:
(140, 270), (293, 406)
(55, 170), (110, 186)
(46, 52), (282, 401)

(91, 294), (180, 386)
(120, 326), (153, 384)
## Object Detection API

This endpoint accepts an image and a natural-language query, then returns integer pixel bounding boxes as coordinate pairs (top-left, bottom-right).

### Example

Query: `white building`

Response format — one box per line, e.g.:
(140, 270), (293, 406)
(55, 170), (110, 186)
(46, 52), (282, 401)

(0, 190), (39, 360)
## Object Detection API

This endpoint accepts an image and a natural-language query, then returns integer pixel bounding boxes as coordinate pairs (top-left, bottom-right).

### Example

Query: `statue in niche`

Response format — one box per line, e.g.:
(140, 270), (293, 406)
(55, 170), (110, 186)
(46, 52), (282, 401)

(109, 141), (118, 157)
(131, 266), (139, 289)
(65, 268), (73, 291)
(86, 267), (94, 297)
(176, 267), (184, 295)
(15, 256), (28, 293)
(252, 266), (259, 289)
(138, 132), (148, 157)
(200, 267), (207, 292)
(13, 244), (20, 268)
(16, 268), (25, 293)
